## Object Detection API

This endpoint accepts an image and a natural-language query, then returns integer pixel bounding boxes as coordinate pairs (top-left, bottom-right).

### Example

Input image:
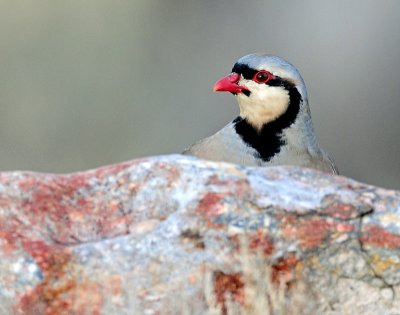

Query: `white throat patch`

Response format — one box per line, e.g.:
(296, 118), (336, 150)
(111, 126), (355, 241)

(236, 81), (290, 130)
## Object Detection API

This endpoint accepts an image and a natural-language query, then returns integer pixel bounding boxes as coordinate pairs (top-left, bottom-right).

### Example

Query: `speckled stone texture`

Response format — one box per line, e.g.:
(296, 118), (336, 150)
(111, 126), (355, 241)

(1, 155), (400, 315)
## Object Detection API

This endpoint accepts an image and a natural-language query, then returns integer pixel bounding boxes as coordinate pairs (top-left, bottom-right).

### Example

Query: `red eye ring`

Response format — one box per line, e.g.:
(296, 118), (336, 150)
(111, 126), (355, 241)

(253, 70), (274, 84)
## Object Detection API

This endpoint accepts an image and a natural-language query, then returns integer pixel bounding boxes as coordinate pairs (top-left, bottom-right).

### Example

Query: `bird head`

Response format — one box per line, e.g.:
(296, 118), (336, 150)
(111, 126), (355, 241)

(213, 54), (308, 131)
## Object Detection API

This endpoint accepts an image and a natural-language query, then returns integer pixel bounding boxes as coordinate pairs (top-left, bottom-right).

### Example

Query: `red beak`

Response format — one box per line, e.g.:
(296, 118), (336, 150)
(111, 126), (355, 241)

(213, 73), (249, 94)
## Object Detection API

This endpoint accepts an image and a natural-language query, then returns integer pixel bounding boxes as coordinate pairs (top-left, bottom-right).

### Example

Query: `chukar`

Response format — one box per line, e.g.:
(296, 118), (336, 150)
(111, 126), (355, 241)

(183, 53), (338, 174)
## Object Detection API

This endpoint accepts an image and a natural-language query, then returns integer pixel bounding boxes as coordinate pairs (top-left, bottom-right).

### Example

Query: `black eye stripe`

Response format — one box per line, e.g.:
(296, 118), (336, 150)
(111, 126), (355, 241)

(232, 63), (257, 80)
(232, 62), (295, 89)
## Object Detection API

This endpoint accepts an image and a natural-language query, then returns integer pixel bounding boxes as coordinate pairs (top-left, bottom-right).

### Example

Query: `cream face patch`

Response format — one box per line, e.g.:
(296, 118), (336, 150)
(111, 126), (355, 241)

(236, 82), (290, 130)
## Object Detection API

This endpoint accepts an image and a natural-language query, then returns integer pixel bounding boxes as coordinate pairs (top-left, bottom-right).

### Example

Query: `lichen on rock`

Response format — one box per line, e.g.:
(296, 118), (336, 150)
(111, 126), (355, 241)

(0, 155), (400, 314)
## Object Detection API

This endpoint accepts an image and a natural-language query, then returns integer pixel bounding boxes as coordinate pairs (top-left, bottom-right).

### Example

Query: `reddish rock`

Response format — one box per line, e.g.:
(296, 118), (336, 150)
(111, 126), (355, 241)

(0, 155), (400, 314)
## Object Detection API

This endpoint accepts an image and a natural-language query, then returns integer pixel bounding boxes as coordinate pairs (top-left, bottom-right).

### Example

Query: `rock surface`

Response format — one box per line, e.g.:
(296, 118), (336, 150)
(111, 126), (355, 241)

(0, 155), (400, 315)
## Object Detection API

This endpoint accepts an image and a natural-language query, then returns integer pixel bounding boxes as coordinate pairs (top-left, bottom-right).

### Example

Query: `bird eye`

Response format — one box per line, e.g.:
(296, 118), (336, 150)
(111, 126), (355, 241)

(253, 71), (272, 83)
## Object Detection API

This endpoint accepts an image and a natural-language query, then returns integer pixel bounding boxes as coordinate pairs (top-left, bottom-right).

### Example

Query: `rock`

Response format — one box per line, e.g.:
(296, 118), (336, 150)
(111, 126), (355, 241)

(0, 154), (399, 315)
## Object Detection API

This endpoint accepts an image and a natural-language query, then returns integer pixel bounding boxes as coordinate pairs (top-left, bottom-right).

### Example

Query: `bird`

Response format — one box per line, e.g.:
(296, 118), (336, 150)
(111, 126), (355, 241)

(183, 53), (338, 174)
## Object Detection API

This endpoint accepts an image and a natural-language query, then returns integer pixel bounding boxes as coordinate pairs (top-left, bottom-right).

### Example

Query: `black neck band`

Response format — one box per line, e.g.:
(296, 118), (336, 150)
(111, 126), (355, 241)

(233, 83), (302, 162)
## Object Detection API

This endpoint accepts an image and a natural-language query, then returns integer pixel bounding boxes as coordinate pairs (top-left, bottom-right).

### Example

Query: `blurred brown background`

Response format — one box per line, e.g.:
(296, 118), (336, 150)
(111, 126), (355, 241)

(0, 0), (399, 189)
